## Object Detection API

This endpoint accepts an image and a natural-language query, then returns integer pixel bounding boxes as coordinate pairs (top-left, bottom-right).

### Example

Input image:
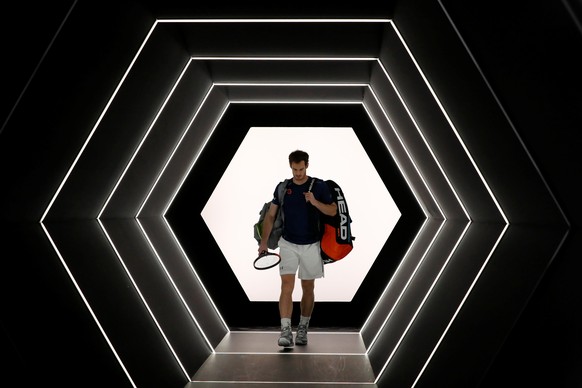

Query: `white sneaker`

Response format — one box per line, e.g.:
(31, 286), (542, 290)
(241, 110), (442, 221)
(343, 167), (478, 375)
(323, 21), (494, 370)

(278, 326), (294, 347)
(295, 324), (308, 345)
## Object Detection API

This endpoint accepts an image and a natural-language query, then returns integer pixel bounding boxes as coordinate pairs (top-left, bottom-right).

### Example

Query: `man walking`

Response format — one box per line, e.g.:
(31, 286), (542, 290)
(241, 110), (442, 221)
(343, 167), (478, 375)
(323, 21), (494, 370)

(258, 150), (337, 347)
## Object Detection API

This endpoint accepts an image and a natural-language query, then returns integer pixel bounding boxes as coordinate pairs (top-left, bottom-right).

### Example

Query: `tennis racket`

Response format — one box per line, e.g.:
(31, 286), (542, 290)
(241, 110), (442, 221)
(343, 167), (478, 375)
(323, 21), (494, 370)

(254, 251), (281, 270)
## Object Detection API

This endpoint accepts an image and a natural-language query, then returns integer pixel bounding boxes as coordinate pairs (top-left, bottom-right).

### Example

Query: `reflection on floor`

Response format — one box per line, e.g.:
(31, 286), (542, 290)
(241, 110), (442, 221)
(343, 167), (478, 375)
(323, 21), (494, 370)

(186, 330), (377, 387)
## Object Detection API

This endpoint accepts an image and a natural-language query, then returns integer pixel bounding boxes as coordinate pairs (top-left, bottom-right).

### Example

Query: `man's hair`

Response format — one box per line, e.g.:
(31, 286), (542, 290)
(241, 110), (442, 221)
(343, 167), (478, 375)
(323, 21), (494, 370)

(289, 150), (309, 166)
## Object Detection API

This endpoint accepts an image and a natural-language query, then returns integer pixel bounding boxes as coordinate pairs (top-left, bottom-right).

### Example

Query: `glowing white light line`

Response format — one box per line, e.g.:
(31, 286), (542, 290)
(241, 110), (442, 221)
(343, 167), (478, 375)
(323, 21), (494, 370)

(360, 217), (429, 334)
(157, 18), (391, 23)
(374, 59), (470, 220)
(213, 351), (366, 356)
(365, 219), (446, 352)
(410, 223), (509, 387)
(163, 100), (231, 215)
(158, 96), (418, 217)
(137, 84), (216, 217)
(365, 86), (443, 218)
(40, 20), (159, 223)
(213, 82), (369, 87)
(229, 330), (362, 335)
(40, 223), (137, 388)
(362, 105), (429, 217)
(137, 81), (369, 215)
(438, 0), (568, 227)
(374, 220), (471, 384)
(97, 218), (190, 380)
(99, 58), (193, 219)
(360, 102), (429, 217)
(192, 56), (378, 61)
(162, 216), (230, 330)
(390, 22), (508, 224)
(230, 100), (362, 104)
(194, 381), (376, 385)
(136, 217), (223, 351)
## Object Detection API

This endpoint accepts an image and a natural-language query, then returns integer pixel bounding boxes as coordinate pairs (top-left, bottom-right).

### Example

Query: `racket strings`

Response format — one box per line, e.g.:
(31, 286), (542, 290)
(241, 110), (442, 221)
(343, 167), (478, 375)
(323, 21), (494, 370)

(254, 252), (280, 270)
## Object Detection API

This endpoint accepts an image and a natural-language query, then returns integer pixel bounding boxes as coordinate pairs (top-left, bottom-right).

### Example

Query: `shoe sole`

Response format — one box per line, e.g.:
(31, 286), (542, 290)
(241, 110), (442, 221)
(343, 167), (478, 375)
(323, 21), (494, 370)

(295, 340), (307, 346)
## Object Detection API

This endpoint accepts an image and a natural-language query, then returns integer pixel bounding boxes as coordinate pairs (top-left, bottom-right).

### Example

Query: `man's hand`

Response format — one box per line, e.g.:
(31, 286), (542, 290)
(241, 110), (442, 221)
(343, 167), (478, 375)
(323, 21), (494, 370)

(258, 241), (268, 255)
(303, 191), (315, 203)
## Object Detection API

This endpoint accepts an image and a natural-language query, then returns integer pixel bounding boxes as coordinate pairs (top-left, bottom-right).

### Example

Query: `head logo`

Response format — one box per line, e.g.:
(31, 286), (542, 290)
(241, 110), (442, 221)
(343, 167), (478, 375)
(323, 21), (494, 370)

(335, 187), (349, 240)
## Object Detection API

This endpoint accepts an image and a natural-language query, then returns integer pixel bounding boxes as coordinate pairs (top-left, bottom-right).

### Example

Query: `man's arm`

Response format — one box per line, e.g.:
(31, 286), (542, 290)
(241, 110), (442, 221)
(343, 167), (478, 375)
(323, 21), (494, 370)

(304, 192), (337, 216)
(258, 203), (279, 252)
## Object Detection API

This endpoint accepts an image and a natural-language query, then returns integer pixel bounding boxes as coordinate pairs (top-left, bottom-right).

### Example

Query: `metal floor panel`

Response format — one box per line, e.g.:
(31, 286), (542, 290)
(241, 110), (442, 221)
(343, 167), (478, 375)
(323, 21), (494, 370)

(188, 331), (376, 386)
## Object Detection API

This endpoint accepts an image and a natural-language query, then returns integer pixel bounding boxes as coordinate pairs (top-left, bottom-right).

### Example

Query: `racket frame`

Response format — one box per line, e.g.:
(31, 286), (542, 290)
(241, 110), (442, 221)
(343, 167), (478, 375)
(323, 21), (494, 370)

(253, 251), (281, 270)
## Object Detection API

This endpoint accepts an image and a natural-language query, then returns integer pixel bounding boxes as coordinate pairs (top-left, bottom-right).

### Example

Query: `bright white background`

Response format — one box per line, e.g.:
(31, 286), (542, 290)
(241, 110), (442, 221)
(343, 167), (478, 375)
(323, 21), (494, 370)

(201, 127), (401, 302)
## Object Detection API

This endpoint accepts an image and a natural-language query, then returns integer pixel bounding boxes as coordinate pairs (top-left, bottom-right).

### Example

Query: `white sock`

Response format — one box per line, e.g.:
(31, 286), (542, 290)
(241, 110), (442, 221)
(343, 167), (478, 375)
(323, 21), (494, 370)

(281, 318), (291, 329)
(299, 315), (310, 327)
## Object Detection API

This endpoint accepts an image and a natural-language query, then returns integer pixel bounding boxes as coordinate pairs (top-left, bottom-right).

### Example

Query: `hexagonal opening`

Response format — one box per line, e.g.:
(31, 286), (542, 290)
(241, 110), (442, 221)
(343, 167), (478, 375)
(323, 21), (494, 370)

(201, 126), (400, 302)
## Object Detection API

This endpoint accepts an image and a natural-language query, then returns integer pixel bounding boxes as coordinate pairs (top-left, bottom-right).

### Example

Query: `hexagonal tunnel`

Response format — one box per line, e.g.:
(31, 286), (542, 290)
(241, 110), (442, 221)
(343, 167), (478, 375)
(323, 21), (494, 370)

(166, 102), (419, 328)
(32, 5), (569, 388)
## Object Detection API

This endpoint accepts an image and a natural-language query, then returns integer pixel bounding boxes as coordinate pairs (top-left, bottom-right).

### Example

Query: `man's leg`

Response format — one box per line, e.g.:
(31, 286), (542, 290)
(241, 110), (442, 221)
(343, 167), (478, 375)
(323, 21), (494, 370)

(278, 274), (295, 347)
(280, 274), (295, 318)
(300, 279), (315, 317)
(296, 279), (315, 345)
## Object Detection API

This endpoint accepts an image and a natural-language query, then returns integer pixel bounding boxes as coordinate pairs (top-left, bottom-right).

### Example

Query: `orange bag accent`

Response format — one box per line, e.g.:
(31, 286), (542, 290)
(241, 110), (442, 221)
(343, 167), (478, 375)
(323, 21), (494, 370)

(320, 224), (353, 262)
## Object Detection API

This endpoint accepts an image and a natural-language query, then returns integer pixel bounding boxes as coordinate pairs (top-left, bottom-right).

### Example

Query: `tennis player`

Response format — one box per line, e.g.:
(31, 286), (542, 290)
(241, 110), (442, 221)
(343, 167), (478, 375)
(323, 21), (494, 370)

(258, 150), (337, 347)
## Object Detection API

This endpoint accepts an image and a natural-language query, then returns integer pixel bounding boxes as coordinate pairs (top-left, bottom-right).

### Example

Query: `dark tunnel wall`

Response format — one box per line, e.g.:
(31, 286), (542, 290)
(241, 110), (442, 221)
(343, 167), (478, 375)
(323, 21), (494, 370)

(387, 1), (577, 386)
(432, 2), (582, 387)
(1, 2), (155, 222)
(1, 2), (582, 388)
(377, 27), (500, 222)
(392, 0), (568, 228)
(46, 22), (191, 220)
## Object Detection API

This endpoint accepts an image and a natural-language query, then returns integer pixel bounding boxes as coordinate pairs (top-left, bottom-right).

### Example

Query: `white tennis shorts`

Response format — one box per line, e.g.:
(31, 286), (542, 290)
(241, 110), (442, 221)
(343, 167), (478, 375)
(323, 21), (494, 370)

(278, 237), (324, 279)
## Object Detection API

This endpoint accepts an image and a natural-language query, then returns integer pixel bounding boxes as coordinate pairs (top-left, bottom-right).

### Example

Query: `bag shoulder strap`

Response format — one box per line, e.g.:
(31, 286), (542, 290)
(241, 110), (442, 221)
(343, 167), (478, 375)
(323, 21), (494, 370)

(308, 176), (317, 192)
(277, 178), (291, 204)
(276, 178), (291, 222)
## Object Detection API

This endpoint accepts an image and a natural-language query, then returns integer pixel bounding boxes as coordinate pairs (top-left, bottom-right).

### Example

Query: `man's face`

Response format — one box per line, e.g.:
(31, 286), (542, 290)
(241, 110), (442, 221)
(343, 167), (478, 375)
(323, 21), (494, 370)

(290, 161), (308, 183)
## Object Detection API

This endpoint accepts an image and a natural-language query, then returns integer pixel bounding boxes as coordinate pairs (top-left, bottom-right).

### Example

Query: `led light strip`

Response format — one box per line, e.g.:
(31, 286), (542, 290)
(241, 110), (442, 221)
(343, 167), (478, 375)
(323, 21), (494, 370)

(213, 82), (370, 86)
(98, 57), (194, 219)
(438, 0), (567, 227)
(148, 83), (436, 217)
(374, 58), (469, 220)
(40, 21), (160, 223)
(197, 56), (378, 61)
(365, 219), (447, 352)
(364, 86), (441, 218)
(360, 218), (430, 335)
(410, 223), (509, 387)
(229, 100), (362, 104)
(389, 22), (508, 224)
(365, 21), (513, 385)
(136, 79), (215, 217)
(162, 98), (231, 216)
(135, 218), (219, 350)
(161, 215), (230, 329)
(373, 220), (472, 384)
(97, 218), (190, 379)
(40, 223), (138, 388)
(157, 18), (391, 23)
